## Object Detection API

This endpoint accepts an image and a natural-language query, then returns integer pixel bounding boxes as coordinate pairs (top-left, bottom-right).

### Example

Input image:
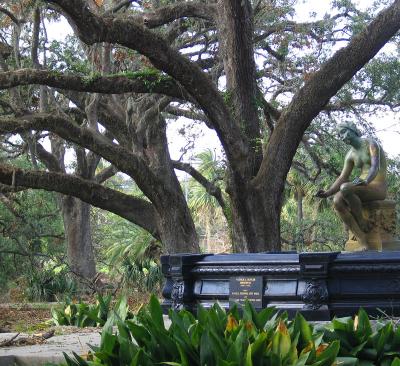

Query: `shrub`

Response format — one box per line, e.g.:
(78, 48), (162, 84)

(60, 296), (400, 366)
(323, 308), (400, 365)
(24, 268), (77, 302)
(52, 295), (131, 328)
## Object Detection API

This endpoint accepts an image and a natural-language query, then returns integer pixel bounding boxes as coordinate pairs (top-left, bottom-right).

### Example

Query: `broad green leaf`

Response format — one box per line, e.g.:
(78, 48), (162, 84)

(391, 358), (400, 366)
(131, 348), (153, 366)
(208, 327), (226, 361)
(197, 304), (208, 325)
(373, 323), (393, 357)
(63, 352), (80, 366)
(250, 332), (268, 366)
(149, 294), (165, 330)
(245, 344), (253, 366)
(256, 307), (276, 330)
(177, 342), (190, 366)
(354, 308), (372, 342)
(200, 330), (215, 366)
(293, 313), (312, 350)
(114, 295), (129, 322)
(314, 340), (340, 365)
(294, 352), (310, 366)
(227, 327), (247, 363)
(126, 321), (151, 348)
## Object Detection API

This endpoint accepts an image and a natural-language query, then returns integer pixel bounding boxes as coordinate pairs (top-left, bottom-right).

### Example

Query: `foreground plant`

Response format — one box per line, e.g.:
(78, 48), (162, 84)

(52, 294), (131, 328)
(323, 308), (400, 366)
(62, 295), (398, 366)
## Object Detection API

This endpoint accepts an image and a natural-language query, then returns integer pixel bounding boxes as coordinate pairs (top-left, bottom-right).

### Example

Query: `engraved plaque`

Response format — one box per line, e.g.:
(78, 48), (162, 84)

(229, 276), (263, 308)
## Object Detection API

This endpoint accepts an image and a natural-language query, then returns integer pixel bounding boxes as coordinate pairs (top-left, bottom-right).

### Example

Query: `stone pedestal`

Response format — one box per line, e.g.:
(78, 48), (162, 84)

(345, 199), (400, 251)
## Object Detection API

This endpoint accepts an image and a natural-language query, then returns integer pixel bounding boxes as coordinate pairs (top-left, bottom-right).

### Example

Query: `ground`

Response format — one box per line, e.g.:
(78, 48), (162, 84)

(0, 304), (52, 333)
(0, 291), (151, 334)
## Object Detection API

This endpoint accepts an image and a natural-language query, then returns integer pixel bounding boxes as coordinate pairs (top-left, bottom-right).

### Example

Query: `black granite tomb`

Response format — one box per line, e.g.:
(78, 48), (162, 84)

(161, 251), (400, 320)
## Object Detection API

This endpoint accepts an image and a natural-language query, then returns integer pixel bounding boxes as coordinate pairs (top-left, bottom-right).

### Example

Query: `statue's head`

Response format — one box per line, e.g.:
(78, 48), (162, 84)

(337, 122), (362, 145)
(337, 122), (361, 137)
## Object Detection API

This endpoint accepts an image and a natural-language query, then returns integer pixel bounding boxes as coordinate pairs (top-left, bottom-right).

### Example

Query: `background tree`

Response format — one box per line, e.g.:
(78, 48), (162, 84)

(0, 0), (398, 257)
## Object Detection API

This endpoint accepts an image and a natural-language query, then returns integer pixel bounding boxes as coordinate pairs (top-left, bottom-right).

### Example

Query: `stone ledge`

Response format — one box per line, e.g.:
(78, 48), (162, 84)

(0, 332), (100, 366)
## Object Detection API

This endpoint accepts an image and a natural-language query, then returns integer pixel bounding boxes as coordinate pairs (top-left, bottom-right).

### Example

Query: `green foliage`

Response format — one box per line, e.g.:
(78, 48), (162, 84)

(185, 149), (230, 252)
(94, 213), (162, 292)
(62, 299), (400, 366)
(0, 175), (65, 295)
(324, 308), (400, 365)
(24, 267), (77, 302)
(63, 296), (343, 366)
(105, 235), (163, 293)
(281, 124), (348, 252)
(48, 36), (91, 74)
(51, 294), (132, 328)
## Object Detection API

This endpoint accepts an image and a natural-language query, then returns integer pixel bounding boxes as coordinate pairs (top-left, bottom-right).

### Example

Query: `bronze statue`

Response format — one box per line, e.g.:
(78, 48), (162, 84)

(316, 122), (387, 250)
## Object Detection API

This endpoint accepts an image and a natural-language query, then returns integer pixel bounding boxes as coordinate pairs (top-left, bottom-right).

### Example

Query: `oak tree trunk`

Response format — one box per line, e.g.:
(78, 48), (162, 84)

(61, 196), (96, 279)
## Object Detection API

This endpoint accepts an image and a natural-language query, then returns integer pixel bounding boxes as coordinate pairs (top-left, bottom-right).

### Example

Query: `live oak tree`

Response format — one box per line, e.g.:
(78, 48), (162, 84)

(0, 0), (399, 261)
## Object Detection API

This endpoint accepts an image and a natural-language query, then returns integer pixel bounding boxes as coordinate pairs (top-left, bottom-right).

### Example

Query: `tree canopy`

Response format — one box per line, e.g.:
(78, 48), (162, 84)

(0, 0), (399, 257)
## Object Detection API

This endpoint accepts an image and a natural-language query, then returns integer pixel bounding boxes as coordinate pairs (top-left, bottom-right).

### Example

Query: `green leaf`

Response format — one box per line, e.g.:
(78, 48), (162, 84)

(208, 327), (226, 361)
(118, 322), (136, 364)
(177, 342), (190, 366)
(250, 332), (268, 365)
(243, 301), (257, 326)
(197, 304), (209, 325)
(149, 295), (165, 329)
(200, 330), (215, 366)
(293, 352), (310, 366)
(391, 358), (400, 366)
(256, 307), (276, 330)
(227, 326), (247, 363)
(293, 312), (312, 350)
(315, 340), (340, 365)
(63, 352), (80, 366)
(100, 316), (117, 355)
(126, 321), (152, 348)
(245, 344), (253, 366)
(348, 340), (368, 357)
(131, 348), (153, 366)
(70, 352), (89, 366)
(357, 348), (377, 361)
(354, 308), (372, 342)
(335, 357), (359, 366)
(357, 361), (375, 366)
(114, 295), (129, 322)
(373, 323), (393, 357)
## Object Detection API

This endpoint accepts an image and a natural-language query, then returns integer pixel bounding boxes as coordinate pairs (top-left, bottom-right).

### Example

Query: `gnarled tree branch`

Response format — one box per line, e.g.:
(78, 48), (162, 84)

(172, 160), (226, 210)
(0, 163), (159, 237)
(0, 69), (190, 99)
(44, 0), (248, 172)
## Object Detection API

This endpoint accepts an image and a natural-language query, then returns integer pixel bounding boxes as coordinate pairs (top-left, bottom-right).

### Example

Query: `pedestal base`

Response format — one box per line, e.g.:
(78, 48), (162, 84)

(345, 199), (399, 251)
(161, 252), (400, 320)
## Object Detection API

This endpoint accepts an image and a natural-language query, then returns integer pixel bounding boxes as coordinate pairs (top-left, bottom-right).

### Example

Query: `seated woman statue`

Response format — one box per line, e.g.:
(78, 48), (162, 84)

(316, 122), (387, 249)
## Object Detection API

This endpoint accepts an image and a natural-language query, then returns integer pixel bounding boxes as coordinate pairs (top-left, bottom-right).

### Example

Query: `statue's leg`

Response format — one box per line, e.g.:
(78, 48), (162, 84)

(333, 192), (368, 249)
(340, 183), (370, 232)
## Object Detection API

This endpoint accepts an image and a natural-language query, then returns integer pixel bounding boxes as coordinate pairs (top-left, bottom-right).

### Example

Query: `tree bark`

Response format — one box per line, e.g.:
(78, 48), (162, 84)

(61, 196), (96, 279)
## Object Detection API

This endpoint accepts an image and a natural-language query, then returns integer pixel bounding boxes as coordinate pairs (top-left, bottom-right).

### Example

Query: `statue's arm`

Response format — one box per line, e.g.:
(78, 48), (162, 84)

(324, 152), (354, 197)
(364, 140), (380, 184)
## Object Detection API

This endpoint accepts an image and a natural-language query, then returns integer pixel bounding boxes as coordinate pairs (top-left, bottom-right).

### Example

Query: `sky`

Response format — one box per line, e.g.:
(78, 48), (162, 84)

(295, 0), (400, 158)
(45, 0), (400, 161)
